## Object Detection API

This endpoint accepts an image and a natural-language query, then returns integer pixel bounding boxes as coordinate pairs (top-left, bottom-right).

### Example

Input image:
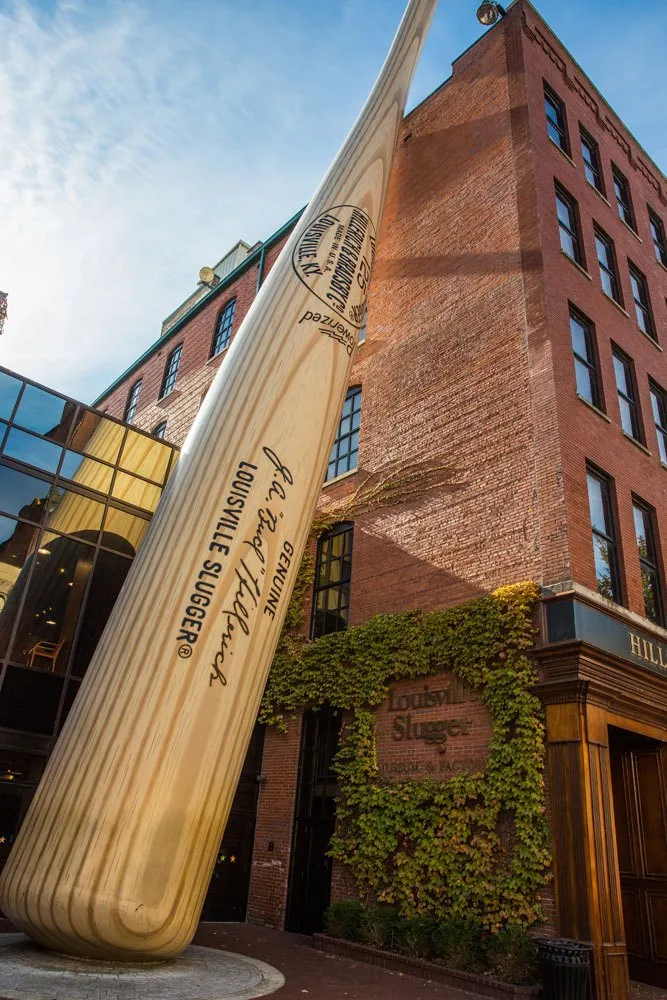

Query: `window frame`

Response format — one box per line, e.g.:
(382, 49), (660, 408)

(159, 344), (183, 399)
(612, 164), (636, 231)
(123, 380), (142, 423)
(632, 497), (665, 627)
(611, 346), (642, 442)
(326, 386), (362, 482)
(649, 380), (667, 465)
(569, 306), (602, 409)
(628, 261), (656, 340)
(648, 207), (667, 267)
(153, 422), (167, 440)
(544, 83), (569, 154)
(210, 298), (237, 358)
(310, 521), (353, 639)
(594, 226), (622, 304)
(586, 464), (622, 604)
(555, 184), (584, 266)
(579, 126), (604, 194)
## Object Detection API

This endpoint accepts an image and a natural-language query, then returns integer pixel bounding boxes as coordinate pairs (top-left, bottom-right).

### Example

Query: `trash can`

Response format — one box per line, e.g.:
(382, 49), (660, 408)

(536, 937), (593, 1000)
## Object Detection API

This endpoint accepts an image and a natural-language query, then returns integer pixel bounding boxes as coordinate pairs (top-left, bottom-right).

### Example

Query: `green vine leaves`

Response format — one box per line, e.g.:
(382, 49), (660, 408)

(260, 580), (551, 930)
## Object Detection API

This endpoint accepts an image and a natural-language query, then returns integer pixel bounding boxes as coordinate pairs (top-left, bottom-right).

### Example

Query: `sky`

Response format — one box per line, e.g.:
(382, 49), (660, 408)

(0, 0), (664, 405)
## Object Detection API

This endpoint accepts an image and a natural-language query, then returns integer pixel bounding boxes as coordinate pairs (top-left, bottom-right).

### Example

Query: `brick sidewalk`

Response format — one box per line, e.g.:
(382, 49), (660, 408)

(193, 922), (479, 999)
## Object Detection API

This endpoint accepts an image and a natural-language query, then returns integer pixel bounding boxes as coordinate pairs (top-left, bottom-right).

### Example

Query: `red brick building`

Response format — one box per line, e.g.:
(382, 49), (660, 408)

(95, 3), (667, 997)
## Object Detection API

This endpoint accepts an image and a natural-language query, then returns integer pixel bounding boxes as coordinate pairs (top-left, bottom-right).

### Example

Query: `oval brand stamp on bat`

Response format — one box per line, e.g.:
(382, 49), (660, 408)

(292, 205), (376, 347)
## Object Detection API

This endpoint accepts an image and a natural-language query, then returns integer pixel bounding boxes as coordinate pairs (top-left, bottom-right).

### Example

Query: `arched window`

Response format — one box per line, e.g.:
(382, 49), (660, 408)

(123, 380), (142, 423)
(211, 299), (236, 357)
(310, 522), (353, 639)
(358, 309), (367, 344)
(326, 386), (361, 482)
(153, 422), (167, 440)
(159, 344), (183, 399)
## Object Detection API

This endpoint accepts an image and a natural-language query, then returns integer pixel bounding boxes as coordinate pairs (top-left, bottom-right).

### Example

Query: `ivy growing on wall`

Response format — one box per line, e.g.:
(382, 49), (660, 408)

(261, 579), (551, 930)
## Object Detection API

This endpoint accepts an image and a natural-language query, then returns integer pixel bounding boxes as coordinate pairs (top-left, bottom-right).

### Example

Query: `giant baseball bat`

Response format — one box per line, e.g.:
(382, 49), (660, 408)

(0, 0), (438, 960)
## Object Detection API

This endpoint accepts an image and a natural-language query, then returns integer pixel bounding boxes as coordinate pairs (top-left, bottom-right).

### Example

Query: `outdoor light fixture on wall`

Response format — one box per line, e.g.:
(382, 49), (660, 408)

(476, 2), (506, 26)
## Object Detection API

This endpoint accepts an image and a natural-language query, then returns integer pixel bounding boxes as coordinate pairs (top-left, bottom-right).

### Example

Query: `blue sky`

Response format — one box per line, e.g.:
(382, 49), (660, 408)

(0, 0), (664, 403)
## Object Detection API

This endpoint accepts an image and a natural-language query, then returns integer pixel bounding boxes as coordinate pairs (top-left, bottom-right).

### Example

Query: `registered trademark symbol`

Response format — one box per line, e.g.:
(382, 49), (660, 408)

(178, 644), (193, 659)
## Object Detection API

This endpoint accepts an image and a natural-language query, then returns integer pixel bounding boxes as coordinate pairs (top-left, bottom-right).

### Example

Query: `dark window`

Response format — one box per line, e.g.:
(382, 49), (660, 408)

(648, 208), (667, 267)
(612, 348), (641, 440)
(632, 499), (664, 626)
(153, 422), (167, 440)
(160, 344), (182, 398)
(211, 299), (236, 357)
(326, 387), (361, 481)
(311, 523), (353, 639)
(649, 381), (667, 464)
(586, 466), (621, 603)
(628, 263), (656, 339)
(358, 310), (367, 344)
(580, 127), (604, 193)
(544, 84), (568, 153)
(594, 227), (622, 303)
(555, 186), (584, 265)
(124, 380), (142, 423)
(570, 308), (601, 408)
(612, 165), (636, 230)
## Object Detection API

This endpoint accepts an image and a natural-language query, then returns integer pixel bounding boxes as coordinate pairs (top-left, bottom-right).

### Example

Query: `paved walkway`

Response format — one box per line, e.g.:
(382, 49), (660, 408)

(194, 923), (479, 999)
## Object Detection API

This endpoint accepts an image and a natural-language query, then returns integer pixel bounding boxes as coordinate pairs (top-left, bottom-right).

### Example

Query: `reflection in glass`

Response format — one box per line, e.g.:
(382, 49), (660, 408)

(59, 450), (113, 493)
(0, 517), (40, 620)
(3, 428), (63, 475)
(46, 485), (105, 542)
(57, 679), (81, 733)
(112, 471), (161, 512)
(119, 429), (171, 484)
(0, 372), (22, 422)
(14, 384), (75, 443)
(69, 410), (125, 465)
(5, 532), (95, 673)
(0, 465), (51, 522)
(71, 549), (132, 677)
(0, 665), (64, 736)
(0, 748), (46, 786)
(102, 507), (149, 553)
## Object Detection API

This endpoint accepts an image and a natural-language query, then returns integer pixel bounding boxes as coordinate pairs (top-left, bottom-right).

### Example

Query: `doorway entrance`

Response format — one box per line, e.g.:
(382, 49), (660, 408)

(610, 726), (667, 988)
(285, 707), (341, 934)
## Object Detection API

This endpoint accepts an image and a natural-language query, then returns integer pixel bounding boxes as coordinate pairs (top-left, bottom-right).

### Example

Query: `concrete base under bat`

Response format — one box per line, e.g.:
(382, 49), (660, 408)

(0, 935), (284, 1000)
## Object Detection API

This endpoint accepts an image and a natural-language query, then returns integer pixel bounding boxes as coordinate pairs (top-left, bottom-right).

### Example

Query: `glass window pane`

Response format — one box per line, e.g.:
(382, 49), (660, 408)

(570, 317), (588, 359)
(111, 471), (161, 512)
(0, 517), (40, 624)
(45, 486), (105, 543)
(70, 549), (132, 677)
(6, 532), (95, 673)
(0, 372), (22, 422)
(640, 568), (661, 625)
(3, 428), (62, 475)
(613, 355), (629, 396)
(619, 398), (634, 437)
(600, 270), (613, 298)
(0, 465), (51, 522)
(119, 429), (171, 483)
(69, 411), (125, 464)
(14, 384), (75, 443)
(560, 231), (576, 258)
(592, 535), (615, 600)
(575, 360), (594, 403)
(102, 507), (149, 556)
(59, 451), (114, 494)
(0, 665), (64, 736)
(587, 474), (606, 533)
(633, 505), (648, 558)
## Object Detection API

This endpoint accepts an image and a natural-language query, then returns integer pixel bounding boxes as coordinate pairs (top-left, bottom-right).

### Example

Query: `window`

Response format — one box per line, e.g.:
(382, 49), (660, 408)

(310, 522), (353, 638)
(612, 348), (641, 441)
(628, 263), (655, 338)
(544, 84), (568, 153)
(358, 310), (367, 345)
(123, 380), (142, 423)
(587, 466), (622, 603)
(612, 165), (636, 230)
(649, 208), (667, 267)
(159, 344), (182, 398)
(649, 381), (667, 464)
(326, 386), (361, 481)
(211, 299), (236, 357)
(153, 422), (167, 440)
(580, 127), (604, 193)
(594, 227), (622, 303)
(555, 186), (584, 265)
(632, 499), (664, 626)
(569, 308), (601, 408)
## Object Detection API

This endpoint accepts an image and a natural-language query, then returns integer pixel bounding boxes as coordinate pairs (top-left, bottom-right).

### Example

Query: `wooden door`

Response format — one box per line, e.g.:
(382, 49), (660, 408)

(611, 734), (667, 987)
